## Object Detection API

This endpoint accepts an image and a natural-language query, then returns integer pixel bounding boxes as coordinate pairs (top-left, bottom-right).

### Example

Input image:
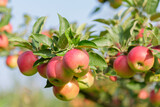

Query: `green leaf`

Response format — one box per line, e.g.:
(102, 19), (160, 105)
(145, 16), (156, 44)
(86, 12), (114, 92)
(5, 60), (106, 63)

(0, 14), (11, 28)
(94, 19), (114, 25)
(33, 49), (55, 58)
(31, 34), (52, 47)
(32, 16), (47, 34)
(107, 47), (119, 56)
(33, 58), (50, 67)
(144, 0), (159, 14)
(150, 13), (160, 21)
(9, 36), (28, 42)
(65, 28), (73, 45)
(57, 33), (68, 49)
(0, 7), (11, 13)
(90, 7), (101, 15)
(58, 14), (70, 36)
(91, 37), (113, 47)
(105, 67), (117, 76)
(88, 52), (107, 68)
(77, 40), (98, 49)
(76, 23), (86, 34)
(56, 50), (68, 56)
(126, 81), (146, 91)
(45, 80), (53, 88)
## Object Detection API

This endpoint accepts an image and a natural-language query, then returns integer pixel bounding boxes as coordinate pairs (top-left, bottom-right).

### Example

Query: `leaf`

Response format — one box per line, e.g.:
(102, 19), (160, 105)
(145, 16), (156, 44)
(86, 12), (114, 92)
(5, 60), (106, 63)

(144, 0), (159, 14)
(105, 67), (117, 76)
(33, 58), (50, 67)
(88, 52), (107, 68)
(76, 23), (86, 34)
(31, 34), (52, 47)
(33, 49), (55, 58)
(9, 36), (28, 42)
(126, 81), (146, 91)
(91, 37), (113, 47)
(45, 80), (53, 88)
(94, 19), (114, 25)
(120, 7), (134, 22)
(107, 47), (119, 56)
(150, 13), (160, 21)
(77, 40), (98, 49)
(32, 16), (47, 34)
(0, 14), (11, 28)
(0, 7), (11, 13)
(90, 7), (101, 15)
(58, 14), (70, 36)
(65, 28), (73, 45)
(56, 50), (68, 56)
(57, 33), (68, 49)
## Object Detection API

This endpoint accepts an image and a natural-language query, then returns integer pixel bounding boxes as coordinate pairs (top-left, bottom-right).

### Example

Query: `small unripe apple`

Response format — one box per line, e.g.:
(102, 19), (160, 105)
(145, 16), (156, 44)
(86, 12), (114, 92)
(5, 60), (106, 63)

(109, 76), (117, 82)
(0, 0), (8, 6)
(63, 49), (89, 77)
(0, 23), (12, 33)
(113, 55), (135, 78)
(138, 89), (149, 100)
(136, 28), (144, 40)
(53, 79), (79, 101)
(6, 55), (18, 68)
(47, 56), (73, 86)
(150, 89), (160, 106)
(17, 51), (38, 76)
(78, 70), (94, 89)
(110, 0), (122, 9)
(127, 46), (154, 72)
(37, 63), (48, 78)
(0, 34), (8, 48)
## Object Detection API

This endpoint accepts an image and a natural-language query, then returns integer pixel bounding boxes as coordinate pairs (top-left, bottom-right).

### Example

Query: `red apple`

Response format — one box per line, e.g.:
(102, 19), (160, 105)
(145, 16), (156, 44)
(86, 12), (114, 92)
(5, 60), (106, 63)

(150, 89), (160, 106)
(17, 51), (38, 76)
(0, 23), (12, 33)
(109, 76), (117, 82)
(63, 49), (89, 77)
(115, 52), (122, 57)
(113, 55), (135, 78)
(53, 79), (79, 101)
(136, 28), (144, 40)
(127, 46), (154, 72)
(47, 56), (73, 86)
(6, 55), (18, 68)
(77, 70), (94, 89)
(138, 89), (149, 100)
(0, 34), (8, 48)
(0, 0), (8, 6)
(37, 63), (48, 78)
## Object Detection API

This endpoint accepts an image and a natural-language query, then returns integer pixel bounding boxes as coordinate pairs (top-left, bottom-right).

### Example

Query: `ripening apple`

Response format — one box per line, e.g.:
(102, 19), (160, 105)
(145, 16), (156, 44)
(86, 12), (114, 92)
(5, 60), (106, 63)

(150, 89), (160, 106)
(0, 34), (8, 48)
(53, 79), (79, 101)
(17, 51), (38, 76)
(47, 56), (73, 86)
(77, 70), (94, 89)
(6, 55), (18, 68)
(0, 0), (8, 6)
(0, 23), (12, 33)
(113, 55), (135, 78)
(41, 30), (52, 38)
(110, 0), (122, 9)
(109, 76), (117, 82)
(37, 63), (48, 78)
(138, 89), (149, 100)
(136, 28), (144, 40)
(127, 46), (154, 72)
(63, 49), (89, 77)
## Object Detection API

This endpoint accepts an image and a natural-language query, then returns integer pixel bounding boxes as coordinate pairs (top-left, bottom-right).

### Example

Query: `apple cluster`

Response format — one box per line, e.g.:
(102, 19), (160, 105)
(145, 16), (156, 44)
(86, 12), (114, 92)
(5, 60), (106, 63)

(113, 46), (155, 78)
(17, 49), (94, 101)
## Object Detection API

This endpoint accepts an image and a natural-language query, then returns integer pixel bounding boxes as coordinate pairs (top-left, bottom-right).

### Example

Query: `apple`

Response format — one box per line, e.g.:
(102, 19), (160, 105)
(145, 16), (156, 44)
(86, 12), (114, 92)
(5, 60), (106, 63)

(127, 46), (154, 72)
(136, 28), (144, 40)
(110, 0), (122, 9)
(53, 79), (79, 101)
(138, 89), (149, 100)
(6, 55), (18, 68)
(63, 49), (89, 77)
(113, 55), (135, 78)
(98, 0), (107, 3)
(115, 52), (122, 57)
(109, 76), (117, 82)
(37, 63), (48, 78)
(77, 70), (94, 89)
(0, 23), (12, 33)
(0, 0), (8, 6)
(47, 56), (73, 86)
(41, 30), (52, 38)
(0, 34), (8, 48)
(150, 89), (160, 106)
(17, 51), (38, 76)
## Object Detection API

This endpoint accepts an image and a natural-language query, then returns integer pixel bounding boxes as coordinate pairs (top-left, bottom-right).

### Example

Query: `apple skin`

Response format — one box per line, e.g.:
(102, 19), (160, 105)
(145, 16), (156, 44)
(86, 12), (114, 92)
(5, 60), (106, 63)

(0, 34), (8, 48)
(53, 79), (79, 101)
(127, 46), (154, 72)
(113, 55), (135, 78)
(47, 56), (73, 86)
(0, 23), (12, 33)
(17, 51), (38, 76)
(37, 63), (48, 78)
(109, 76), (117, 82)
(77, 70), (94, 89)
(136, 28), (144, 40)
(63, 49), (89, 77)
(0, 0), (8, 6)
(150, 89), (160, 106)
(138, 89), (149, 100)
(6, 55), (18, 68)
(110, 0), (122, 9)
